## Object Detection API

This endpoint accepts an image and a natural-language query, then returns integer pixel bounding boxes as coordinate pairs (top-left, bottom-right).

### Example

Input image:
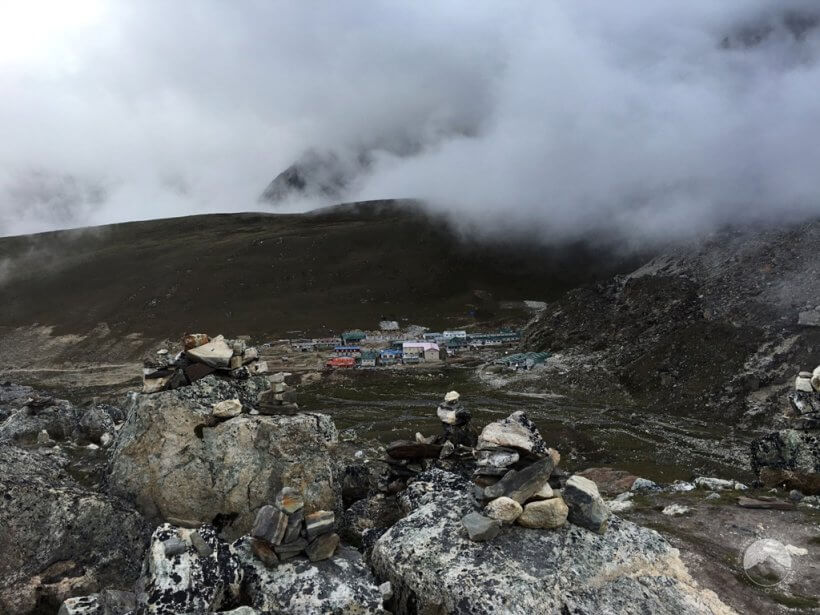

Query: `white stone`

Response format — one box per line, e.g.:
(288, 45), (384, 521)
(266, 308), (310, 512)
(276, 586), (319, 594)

(786, 544), (808, 556)
(186, 335), (234, 368)
(530, 482), (554, 500)
(444, 390), (460, 403)
(694, 477), (736, 491)
(100, 432), (114, 448)
(607, 499), (633, 513)
(213, 399), (242, 418)
(796, 375), (814, 393)
(484, 496), (523, 524)
(662, 504), (690, 516)
(243, 347), (259, 363)
(143, 375), (172, 394)
(812, 365), (820, 391)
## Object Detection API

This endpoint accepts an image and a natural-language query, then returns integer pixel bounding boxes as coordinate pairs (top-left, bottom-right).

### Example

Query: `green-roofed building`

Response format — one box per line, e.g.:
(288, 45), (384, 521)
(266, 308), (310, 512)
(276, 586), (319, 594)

(341, 330), (367, 345)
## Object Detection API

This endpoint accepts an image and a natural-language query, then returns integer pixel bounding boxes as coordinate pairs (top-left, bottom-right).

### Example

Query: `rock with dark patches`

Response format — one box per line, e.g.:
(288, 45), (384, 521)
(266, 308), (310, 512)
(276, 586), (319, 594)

(306, 532), (340, 561)
(135, 524), (242, 614)
(563, 475), (610, 534)
(750, 429), (820, 494)
(109, 375), (340, 539)
(0, 445), (149, 615)
(340, 494), (403, 551)
(477, 411), (549, 458)
(234, 538), (389, 614)
(371, 469), (733, 615)
(483, 457), (555, 504)
(475, 447), (519, 468)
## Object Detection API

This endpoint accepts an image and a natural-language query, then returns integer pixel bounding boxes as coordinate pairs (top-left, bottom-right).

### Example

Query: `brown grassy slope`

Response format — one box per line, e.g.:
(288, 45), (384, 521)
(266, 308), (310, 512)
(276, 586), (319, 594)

(0, 200), (637, 350)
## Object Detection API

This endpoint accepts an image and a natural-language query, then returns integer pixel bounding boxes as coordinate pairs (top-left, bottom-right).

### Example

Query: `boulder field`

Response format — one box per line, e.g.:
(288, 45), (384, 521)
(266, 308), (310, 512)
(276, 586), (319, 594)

(1, 376), (749, 614)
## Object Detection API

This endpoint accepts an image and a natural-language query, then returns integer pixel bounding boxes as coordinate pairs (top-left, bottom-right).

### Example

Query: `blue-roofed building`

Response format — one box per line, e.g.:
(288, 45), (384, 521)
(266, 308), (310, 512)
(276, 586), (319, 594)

(334, 345), (361, 357)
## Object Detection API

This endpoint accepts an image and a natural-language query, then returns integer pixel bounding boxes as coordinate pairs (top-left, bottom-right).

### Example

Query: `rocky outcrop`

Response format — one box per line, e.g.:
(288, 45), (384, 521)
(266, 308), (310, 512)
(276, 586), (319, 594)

(135, 524), (243, 614)
(234, 538), (389, 614)
(127, 522), (388, 614)
(0, 445), (149, 614)
(751, 429), (820, 494)
(371, 469), (734, 615)
(108, 375), (340, 538)
(0, 383), (121, 446)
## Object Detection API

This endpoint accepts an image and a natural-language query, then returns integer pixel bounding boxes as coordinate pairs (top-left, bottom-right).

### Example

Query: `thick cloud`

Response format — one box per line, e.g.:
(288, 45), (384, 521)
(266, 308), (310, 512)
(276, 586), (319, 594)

(0, 0), (819, 243)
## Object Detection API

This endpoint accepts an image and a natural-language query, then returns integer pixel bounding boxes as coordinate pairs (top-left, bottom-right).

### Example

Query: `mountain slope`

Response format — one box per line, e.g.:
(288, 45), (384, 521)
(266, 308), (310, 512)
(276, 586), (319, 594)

(522, 219), (820, 424)
(0, 200), (636, 358)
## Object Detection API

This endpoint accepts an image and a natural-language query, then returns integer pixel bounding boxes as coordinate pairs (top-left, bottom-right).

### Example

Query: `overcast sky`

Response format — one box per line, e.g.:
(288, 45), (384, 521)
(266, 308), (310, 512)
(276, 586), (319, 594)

(1, 0), (819, 243)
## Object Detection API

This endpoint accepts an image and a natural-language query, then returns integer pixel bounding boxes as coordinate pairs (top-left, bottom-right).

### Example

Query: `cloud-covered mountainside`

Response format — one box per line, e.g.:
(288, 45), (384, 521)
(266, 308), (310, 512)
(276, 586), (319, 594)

(1, 1), (819, 243)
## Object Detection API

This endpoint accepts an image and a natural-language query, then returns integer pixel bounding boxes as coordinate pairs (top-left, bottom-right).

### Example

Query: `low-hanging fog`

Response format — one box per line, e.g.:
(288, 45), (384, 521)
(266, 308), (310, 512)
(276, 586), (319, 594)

(1, 0), (819, 244)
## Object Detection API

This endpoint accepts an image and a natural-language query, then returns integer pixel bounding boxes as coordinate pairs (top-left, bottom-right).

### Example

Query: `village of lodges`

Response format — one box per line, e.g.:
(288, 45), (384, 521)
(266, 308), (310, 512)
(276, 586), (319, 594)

(285, 322), (522, 369)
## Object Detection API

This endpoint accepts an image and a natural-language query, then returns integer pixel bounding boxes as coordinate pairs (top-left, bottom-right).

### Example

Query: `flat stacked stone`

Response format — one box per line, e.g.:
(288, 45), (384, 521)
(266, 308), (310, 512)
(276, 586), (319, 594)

(249, 487), (338, 565)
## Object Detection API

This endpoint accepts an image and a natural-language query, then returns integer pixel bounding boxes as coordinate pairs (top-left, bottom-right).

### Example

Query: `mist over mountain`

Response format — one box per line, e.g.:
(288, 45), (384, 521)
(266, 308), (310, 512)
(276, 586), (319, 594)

(1, 1), (819, 242)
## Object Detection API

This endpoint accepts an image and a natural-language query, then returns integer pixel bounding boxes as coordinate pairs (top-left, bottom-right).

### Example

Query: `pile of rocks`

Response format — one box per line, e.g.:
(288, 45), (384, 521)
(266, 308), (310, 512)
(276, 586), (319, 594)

(249, 488), (339, 565)
(436, 390), (477, 447)
(142, 333), (268, 394)
(256, 372), (298, 414)
(467, 411), (610, 540)
(381, 391), (477, 492)
(791, 365), (820, 430)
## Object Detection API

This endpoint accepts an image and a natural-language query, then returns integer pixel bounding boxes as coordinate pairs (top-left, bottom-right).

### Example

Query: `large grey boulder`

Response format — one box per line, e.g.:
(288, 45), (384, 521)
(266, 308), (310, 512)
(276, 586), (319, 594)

(477, 410), (548, 457)
(109, 376), (341, 538)
(0, 445), (150, 615)
(371, 469), (734, 615)
(751, 429), (820, 494)
(234, 537), (389, 614)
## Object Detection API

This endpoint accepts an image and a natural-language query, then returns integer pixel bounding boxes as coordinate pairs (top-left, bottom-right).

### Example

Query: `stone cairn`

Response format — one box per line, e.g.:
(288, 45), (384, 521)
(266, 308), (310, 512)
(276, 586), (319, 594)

(250, 487), (339, 565)
(380, 391), (611, 540)
(381, 391), (477, 493)
(142, 333), (268, 394)
(791, 365), (820, 430)
(467, 410), (611, 541)
(257, 372), (299, 415)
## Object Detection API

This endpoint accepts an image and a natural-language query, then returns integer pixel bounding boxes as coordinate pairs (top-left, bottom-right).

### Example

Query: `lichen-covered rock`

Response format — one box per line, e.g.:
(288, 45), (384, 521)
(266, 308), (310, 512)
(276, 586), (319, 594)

(233, 538), (389, 614)
(372, 469), (733, 615)
(109, 375), (340, 538)
(135, 524), (242, 614)
(477, 411), (548, 457)
(0, 445), (149, 615)
(751, 429), (820, 494)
